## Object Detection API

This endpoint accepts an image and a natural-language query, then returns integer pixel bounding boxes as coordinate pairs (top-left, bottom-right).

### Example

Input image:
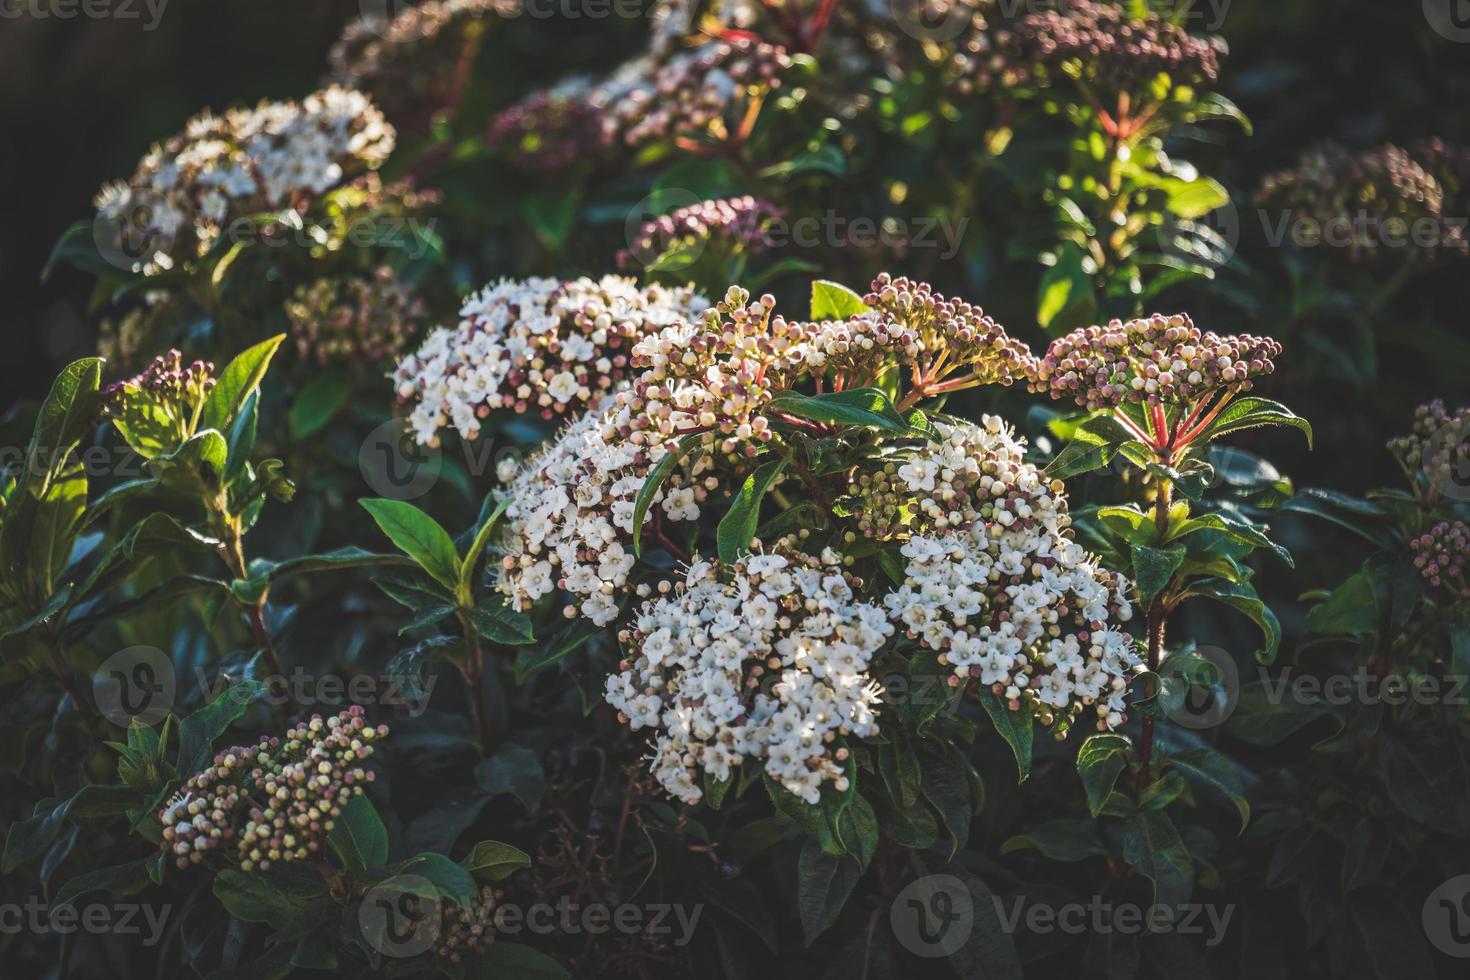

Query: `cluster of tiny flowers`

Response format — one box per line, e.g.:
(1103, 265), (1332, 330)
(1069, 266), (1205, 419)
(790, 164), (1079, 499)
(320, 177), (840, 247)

(287, 266), (427, 366)
(1411, 138), (1470, 208)
(327, 0), (516, 126)
(880, 425), (1137, 731)
(157, 707), (386, 871)
(601, 37), (790, 148)
(94, 87), (395, 275)
(606, 550), (891, 805)
(1256, 142), (1465, 262)
(1411, 522), (1470, 602)
(495, 287), (824, 625)
(1028, 314), (1280, 411)
(102, 350), (216, 454)
(995, 0), (1225, 95)
(394, 276), (707, 445)
(618, 196), (783, 270)
(847, 417), (1032, 540)
(813, 272), (1030, 392)
(1388, 400), (1470, 499)
(486, 82), (610, 172)
(428, 885), (502, 962)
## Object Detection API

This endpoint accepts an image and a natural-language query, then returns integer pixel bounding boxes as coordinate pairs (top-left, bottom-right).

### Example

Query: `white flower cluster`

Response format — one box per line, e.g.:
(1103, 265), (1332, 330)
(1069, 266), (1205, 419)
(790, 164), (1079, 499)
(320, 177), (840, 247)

(883, 420), (1138, 732)
(496, 406), (718, 627)
(95, 86), (395, 274)
(393, 275), (707, 445)
(606, 551), (891, 805)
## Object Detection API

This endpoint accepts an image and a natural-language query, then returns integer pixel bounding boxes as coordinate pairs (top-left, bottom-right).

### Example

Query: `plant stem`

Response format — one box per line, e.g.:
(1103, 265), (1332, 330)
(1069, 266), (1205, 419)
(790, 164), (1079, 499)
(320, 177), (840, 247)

(456, 610), (492, 752)
(1137, 477), (1174, 789)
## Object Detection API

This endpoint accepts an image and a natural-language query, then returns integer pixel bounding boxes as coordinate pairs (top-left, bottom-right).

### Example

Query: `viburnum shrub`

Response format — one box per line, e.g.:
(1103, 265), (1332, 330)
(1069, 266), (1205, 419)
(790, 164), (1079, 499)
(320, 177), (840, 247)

(9, 1), (1470, 978)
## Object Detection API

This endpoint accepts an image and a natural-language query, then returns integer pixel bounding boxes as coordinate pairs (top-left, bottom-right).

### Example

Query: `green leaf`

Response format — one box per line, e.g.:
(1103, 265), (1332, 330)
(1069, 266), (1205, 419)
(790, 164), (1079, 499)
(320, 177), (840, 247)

(513, 616), (599, 682)
(268, 547), (414, 581)
(3, 785), (144, 872)
(177, 680), (268, 776)
(213, 864), (330, 927)
(461, 496), (512, 599)
(717, 456), (789, 562)
(462, 840), (531, 881)
(463, 942), (569, 980)
(1076, 733), (1132, 817)
(809, 279), (870, 319)
(759, 146), (846, 180)
(200, 335), (285, 435)
(52, 857), (155, 909)
(360, 498), (461, 592)
(631, 433), (704, 556)
(475, 743), (545, 812)
(1172, 510), (1293, 567)
(469, 597), (535, 645)
(288, 370), (351, 440)
(1002, 819), (1106, 862)
(979, 688), (1033, 782)
(1121, 809), (1193, 908)
(1045, 412), (1137, 479)
(1181, 578), (1281, 662)
(796, 838), (860, 946)
(919, 743), (975, 856)
(765, 388), (911, 433)
(1131, 543), (1186, 605)
(1037, 243), (1097, 334)
(1159, 176), (1230, 219)
(398, 852), (476, 908)
(523, 190), (579, 252)
(1167, 747), (1250, 831)
(1197, 397), (1313, 449)
(328, 793), (389, 874)
(25, 357), (102, 498)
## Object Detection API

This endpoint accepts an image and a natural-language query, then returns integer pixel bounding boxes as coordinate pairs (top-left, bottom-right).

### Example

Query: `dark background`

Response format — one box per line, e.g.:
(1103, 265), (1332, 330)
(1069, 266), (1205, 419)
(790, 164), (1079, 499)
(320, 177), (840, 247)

(4, 0), (1469, 482)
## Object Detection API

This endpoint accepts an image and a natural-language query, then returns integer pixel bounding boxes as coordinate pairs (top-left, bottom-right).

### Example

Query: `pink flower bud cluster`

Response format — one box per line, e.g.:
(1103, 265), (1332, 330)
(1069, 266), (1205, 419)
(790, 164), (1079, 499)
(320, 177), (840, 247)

(601, 37), (790, 148)
(1388, 400), (1470, 501)
(287, 267), (427, 366)
(429, 885), (503, 963)
(1027, 314), (1280, 411)
(618, 196), (784, 270)
(1411, 521), (1470, 602)
(157, 706), (387, 872)
(487, 83), (610, 172)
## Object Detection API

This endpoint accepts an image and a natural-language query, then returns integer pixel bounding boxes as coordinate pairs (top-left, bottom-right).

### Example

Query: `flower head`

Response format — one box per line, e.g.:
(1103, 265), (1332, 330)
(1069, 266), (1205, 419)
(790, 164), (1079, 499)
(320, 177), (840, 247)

(287, 266), (427, 366)
(1388, 400), (1470, 504)
(1256, 142), (1465, 262)
(1028, 314), (1279, 412)
(487, 81), (610, 172)
(879, 424), (1137, 731)
(607, 549), (891, 805)
(393, 276), (708, 445)
(1411, 521), (1470, 602)
(618, 195), (783, 270)
(94, 87), (395, 275)
(158, 706), (387, 871)
(102, 350), (217, 458)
